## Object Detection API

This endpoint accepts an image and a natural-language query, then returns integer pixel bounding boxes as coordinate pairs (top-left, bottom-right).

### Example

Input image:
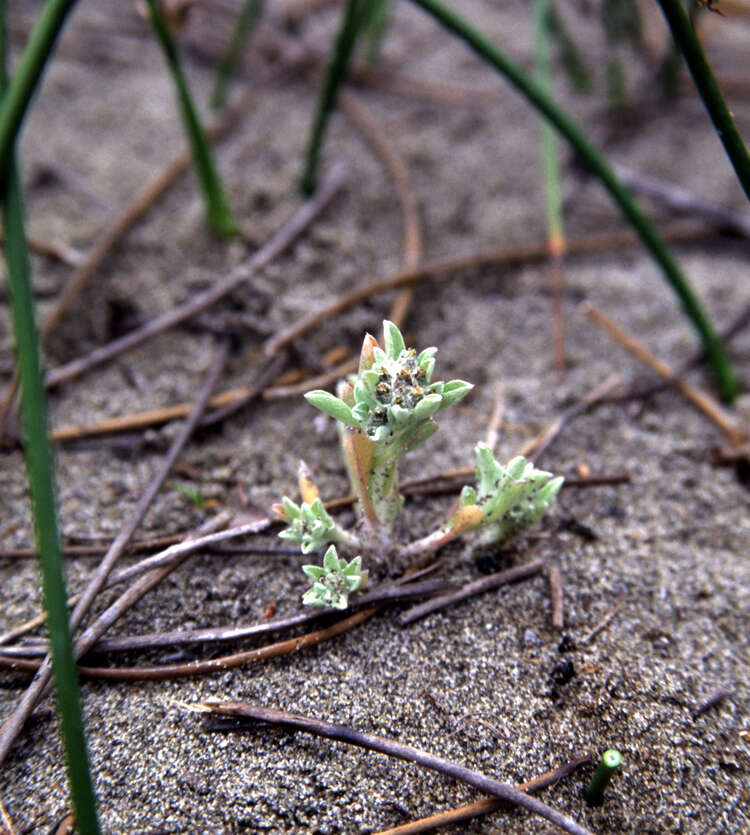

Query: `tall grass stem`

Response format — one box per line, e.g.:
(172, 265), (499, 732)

(656, 0), (750, 203)
(144, 0), (237, 236)
(407, 0), (738, 400)
(210, 0), (263, 110)
(0, 0), (77, 186)
(301, 0), (366, 194)
(533, 0), (564, 250)
(0, 5), (99, 832)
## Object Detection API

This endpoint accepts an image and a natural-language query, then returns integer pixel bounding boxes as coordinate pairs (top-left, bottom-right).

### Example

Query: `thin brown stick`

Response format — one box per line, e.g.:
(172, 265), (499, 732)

(0, 796), (16, 835)
(198, 354), (287, 428)
(483, 385), (505, 451)
(581, 602), (623, 645)
(353, 64), (499, 107)
(0, 230), (84, 266)
(374, 752), (593, 835)
(337, 89), (423, 328)
(78, 608), (378, 681)
(43, 165), (346, 392)
(399, 560), (545, 625)
(0, 94), (253, 436)
(549, 248), (567, 375)
(0, 532), (187, 560)
(606, 301), (750, 406)
(262, 222), (715, 357)
(547, 563), (564, 630)
(519, 374), (622, 462)
(183, 701), (593, 835)
(0, 514), (270, 647)
(582, 305), (745, 447)
(1, 580), (453, 658)
(614, 162), (750, 238)
(0, 342), (230, 765)
(51, 379), (278, 441)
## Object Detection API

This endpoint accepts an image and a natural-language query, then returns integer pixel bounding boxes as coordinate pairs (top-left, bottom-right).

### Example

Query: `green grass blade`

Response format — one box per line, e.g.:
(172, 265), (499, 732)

(144, 0), (237, 237)
(0, 6), (99, 832)
(533, 0), (564, 249)
(656, 0), (750, 204)
(407, 0), (738, 400)
(301, 0), (367, 195)
(210, 0), (263, 111)
(0, 0), (77, 188)
(362, 0), (393, 65)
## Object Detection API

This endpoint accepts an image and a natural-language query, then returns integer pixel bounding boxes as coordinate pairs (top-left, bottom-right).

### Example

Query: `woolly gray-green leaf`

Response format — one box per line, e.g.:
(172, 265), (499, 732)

(305, 390), (359, 427)
(382, 319), (406, 359)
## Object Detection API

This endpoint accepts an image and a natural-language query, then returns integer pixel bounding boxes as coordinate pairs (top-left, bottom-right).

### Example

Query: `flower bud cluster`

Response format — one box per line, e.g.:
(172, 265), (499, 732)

(305, 321), (473, 447)
(302, 546), (367, 609)
(274, 496), (338, 554)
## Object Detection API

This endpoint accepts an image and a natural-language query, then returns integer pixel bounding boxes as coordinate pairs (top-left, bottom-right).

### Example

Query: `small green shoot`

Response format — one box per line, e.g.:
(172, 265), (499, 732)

(584, 749), (622, 806)
(171, 481), (208, 509)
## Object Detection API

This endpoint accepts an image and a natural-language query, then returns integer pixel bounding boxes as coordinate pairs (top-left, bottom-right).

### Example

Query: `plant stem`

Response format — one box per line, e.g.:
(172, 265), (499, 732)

(210, 0), (263, 110)
(144, 0), (237, 236)
(0, 0), (77, 188)
(301, 0), (366, 194)
(407, 0), (738, 401)
(0, 7), (99, 831)
(656, 0), (750, 204)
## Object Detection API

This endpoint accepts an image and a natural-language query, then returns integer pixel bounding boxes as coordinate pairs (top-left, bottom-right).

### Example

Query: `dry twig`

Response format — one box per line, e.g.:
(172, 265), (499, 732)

(182, 701), (593, 835)
(338, 89), (423, 327)
(582, 602), (623, 645)
(374, 752), (593, 835)
(1, 580), (451, 658)
(547, 563), (564, 630)
(0, 796), (16, 835)
(582, 304), (745, 447)
(399, 560), (545, 625)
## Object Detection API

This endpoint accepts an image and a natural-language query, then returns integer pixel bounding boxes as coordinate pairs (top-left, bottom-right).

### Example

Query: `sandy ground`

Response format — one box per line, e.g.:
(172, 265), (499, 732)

(1, 1), (749, 832)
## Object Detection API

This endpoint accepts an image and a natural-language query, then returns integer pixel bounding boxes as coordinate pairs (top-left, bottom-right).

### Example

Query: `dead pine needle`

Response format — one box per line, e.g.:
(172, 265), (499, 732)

(374, 751), (593, 835)
(582, 304), (745, 447)
(182, 702), (593, 835)
(519, 374), (622, 462)
(0, 579), (452, 659)
(483, 384), (505, 451)
(400, 559), (545, 625)
(76, 607), (379, 681)
(547, 563), (564, 630)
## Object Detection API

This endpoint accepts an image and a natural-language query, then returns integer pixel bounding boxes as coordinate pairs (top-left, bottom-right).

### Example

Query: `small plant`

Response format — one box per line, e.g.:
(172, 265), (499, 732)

(274, 322), (564, 609)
